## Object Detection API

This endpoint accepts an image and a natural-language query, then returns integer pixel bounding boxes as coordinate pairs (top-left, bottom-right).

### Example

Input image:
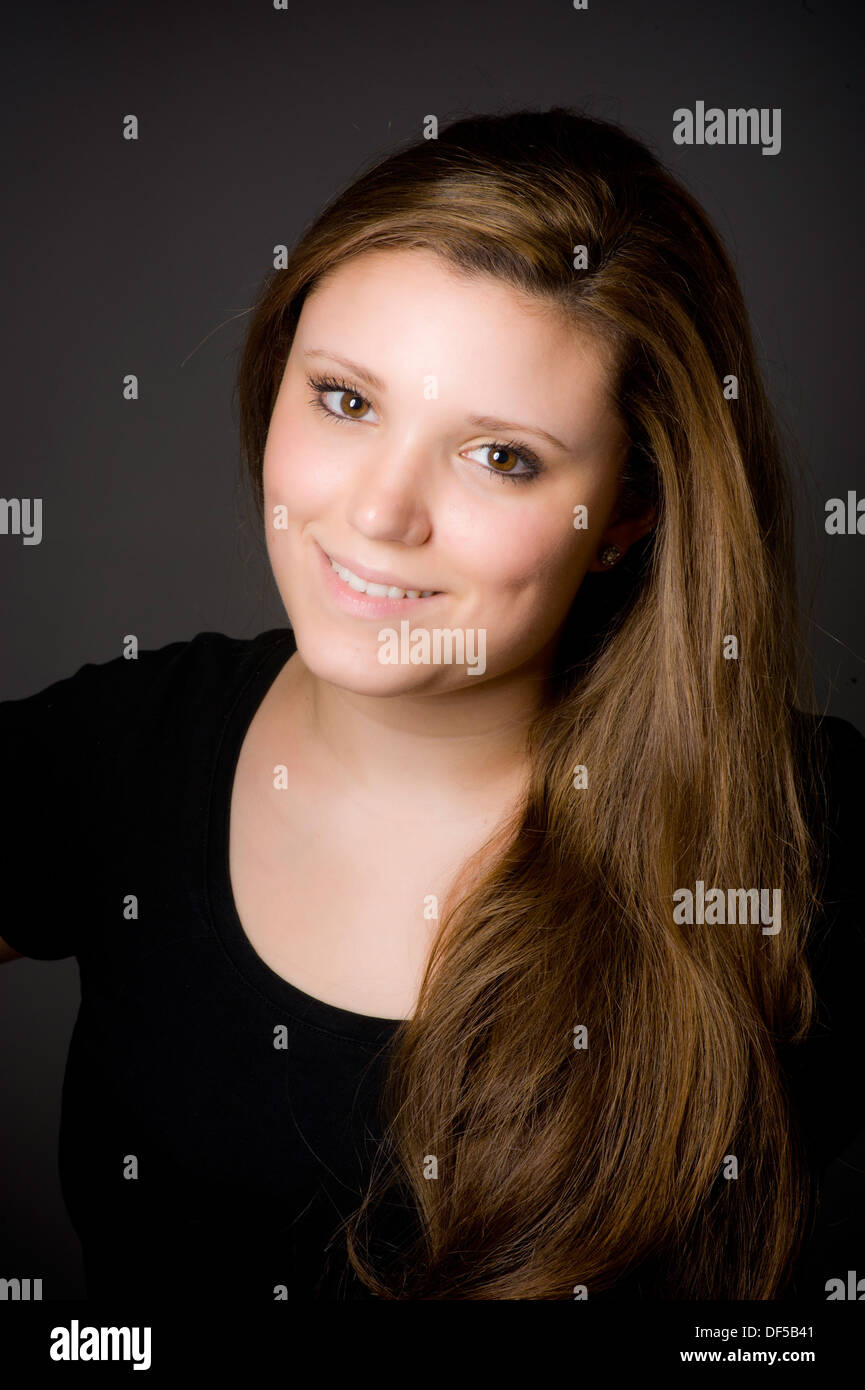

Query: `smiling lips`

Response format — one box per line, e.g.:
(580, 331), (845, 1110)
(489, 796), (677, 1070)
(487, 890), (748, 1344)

(322, 545), (440, 599)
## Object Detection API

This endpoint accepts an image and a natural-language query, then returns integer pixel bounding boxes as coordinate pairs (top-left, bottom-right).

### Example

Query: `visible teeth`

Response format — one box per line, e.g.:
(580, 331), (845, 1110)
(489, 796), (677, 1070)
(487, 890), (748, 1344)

(329, 555), (435, 600)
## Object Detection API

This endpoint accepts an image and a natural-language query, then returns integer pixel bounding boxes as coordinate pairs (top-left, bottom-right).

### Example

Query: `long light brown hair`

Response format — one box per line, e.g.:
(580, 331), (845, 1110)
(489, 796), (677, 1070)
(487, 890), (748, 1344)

(236, 107), (829, 1298)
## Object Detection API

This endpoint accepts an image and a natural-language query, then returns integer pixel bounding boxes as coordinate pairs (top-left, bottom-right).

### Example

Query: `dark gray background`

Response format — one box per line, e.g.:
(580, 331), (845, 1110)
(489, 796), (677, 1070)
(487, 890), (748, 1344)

(1, 0), (862, 1298)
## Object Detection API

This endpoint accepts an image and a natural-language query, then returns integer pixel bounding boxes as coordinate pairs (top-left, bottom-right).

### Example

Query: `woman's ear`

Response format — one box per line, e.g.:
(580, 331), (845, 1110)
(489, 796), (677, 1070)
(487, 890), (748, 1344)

(585, 504), (657, 572)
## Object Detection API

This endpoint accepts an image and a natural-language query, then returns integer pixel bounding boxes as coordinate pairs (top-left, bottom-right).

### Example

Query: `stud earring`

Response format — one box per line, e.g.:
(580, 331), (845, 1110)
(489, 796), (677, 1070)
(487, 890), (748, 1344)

(598, 544), (622, 567)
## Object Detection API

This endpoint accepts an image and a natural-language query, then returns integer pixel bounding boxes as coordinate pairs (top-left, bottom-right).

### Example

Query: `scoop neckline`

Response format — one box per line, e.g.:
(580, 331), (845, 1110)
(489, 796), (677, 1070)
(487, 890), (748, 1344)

(205, 626), (405, 1046)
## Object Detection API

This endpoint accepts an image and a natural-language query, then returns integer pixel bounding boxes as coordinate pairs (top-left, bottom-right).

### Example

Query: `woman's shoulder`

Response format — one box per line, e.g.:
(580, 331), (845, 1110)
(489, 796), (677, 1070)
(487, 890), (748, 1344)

(791, 705), (865, 768)
(791, 707), (864, 848)
(0, 627), (294, 961)
(782, 707), (865, 1175)
(788, 706), (864, 967)
(0, 626), (294, 731)
(0, 625), (295, 850)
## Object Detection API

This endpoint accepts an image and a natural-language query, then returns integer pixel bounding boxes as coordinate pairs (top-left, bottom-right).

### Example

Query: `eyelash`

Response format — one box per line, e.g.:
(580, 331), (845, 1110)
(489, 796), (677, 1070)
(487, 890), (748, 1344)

(305, 374), (544, 484)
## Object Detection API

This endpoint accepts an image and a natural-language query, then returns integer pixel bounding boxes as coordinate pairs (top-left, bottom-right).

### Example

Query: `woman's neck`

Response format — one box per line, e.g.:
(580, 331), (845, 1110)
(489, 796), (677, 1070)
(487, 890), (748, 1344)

(279, 650), (547, 821)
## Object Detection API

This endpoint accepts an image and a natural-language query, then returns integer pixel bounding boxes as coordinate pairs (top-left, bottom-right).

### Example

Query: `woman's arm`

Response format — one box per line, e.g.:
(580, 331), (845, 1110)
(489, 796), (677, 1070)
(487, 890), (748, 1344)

(0, 937), (24, 963)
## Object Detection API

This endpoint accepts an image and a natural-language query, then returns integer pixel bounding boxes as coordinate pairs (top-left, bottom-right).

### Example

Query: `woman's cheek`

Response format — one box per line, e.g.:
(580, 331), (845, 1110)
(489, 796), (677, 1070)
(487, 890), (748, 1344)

(264, 436), (337, 521)
(480, 511), (588, 606)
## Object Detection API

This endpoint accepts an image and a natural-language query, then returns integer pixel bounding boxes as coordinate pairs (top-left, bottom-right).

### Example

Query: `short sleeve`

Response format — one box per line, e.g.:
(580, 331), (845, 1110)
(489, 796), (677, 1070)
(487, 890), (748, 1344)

(0, 655), (128, 960)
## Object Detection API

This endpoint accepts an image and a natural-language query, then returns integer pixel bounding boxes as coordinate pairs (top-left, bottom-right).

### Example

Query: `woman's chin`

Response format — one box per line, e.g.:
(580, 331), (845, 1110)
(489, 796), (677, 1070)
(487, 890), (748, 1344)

(290, 634), (462, 697)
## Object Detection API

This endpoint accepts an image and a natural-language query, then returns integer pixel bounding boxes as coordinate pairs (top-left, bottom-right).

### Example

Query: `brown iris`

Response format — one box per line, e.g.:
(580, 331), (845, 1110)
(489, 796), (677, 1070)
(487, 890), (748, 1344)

(488, 446), (519, 472)
(339, 391), (370, 418)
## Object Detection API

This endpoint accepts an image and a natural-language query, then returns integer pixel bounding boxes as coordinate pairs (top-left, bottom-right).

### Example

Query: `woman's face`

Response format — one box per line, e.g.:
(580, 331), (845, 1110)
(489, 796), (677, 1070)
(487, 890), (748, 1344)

(263, 247), (641, 695)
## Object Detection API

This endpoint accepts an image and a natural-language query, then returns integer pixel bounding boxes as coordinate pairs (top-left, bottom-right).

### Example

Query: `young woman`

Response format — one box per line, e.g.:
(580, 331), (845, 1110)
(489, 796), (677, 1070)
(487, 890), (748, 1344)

(2, 107), (862, 1302)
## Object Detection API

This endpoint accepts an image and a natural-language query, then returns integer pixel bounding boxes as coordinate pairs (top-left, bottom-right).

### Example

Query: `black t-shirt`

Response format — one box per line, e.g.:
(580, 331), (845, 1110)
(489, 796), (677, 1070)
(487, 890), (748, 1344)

(1, 626), (863, 1301)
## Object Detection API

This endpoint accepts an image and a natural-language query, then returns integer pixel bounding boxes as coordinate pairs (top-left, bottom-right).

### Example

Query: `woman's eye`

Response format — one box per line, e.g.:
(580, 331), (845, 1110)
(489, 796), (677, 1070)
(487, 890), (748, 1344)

(464, 444), (541, 480)
(307, 376), (378, 424)
(319, 387), (375, 421)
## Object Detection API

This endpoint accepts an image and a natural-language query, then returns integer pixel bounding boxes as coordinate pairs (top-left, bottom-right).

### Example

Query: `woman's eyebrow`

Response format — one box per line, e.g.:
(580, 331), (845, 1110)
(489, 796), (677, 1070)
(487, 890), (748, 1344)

(302, 346), (572, 453)
(464, 413), (569, 452)
(303, 348), (387, 393)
